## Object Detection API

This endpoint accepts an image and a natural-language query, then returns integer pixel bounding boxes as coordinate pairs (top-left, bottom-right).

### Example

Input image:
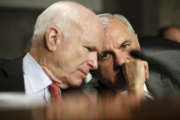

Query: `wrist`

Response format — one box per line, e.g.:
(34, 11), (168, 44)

(128, 82), (144, 94)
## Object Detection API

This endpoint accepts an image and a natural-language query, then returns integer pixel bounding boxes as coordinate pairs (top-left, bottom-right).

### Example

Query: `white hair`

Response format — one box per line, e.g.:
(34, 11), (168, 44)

(32, 1), (84, 45)
(98, 13), (136, 36)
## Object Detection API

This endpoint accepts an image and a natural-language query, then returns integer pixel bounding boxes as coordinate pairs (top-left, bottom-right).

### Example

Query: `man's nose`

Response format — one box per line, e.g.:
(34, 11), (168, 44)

(115, 51), (129, 66)
(87, 52), (98, 70)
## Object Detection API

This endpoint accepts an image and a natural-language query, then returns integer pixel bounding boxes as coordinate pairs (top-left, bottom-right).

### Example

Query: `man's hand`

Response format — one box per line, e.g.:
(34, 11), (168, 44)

(123, 59), (149, 87)
(122, 59), (149, 102)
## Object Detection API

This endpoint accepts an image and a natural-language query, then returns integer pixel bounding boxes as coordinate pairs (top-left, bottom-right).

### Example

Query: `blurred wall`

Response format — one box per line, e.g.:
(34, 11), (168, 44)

(159, 0), (180, 27)
(0, 0), (103, 58)
(141, 0), (180, 36)
(0, 8), (40, 58)
(103, 0), (142, 35)
(141, 0), (159, 36)
(0, 0), (180, 58)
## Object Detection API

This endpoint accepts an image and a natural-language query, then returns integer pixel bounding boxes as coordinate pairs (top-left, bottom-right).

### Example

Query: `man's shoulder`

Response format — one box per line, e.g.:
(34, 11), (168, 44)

(0, 58), (11, 77)
(139, 37), (180, 98)
(0, 57), (25, 92)
(0, 58), (10, 67)
(0, 57), (23, 73)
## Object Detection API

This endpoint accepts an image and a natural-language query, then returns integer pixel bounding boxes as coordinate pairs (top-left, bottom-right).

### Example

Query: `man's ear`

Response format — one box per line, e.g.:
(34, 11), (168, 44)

(135, 34), (141, 51)
(44, 26), (62, 52)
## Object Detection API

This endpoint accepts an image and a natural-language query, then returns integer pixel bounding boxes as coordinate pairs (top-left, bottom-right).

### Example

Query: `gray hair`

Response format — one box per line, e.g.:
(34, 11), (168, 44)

(98, 13), (136, 36)
(31, 1), (84, 45)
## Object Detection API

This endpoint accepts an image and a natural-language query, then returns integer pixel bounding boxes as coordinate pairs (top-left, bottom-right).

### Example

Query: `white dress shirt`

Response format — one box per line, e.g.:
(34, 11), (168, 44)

(23, 53), (52, 103)
(144, 84), (153, 99)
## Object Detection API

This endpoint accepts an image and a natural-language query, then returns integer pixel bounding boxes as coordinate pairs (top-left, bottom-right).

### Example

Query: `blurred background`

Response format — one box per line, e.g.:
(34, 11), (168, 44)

(0, 0), (180, 58)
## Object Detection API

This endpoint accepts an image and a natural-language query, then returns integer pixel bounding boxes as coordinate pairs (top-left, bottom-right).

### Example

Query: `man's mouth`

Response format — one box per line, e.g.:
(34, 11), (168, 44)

(78, 69), (88, 78)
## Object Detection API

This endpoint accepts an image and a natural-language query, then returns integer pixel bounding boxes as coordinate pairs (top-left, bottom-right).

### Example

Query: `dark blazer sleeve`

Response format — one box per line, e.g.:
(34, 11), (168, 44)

(139, 36), (180, 98)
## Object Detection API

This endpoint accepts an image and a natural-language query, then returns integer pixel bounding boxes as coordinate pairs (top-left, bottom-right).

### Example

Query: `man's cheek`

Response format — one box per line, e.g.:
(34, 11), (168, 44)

(100, 62), (111, 71)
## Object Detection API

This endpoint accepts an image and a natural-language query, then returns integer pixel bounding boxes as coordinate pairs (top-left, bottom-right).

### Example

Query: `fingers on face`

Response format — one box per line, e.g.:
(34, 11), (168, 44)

(122, 59), (149, 82)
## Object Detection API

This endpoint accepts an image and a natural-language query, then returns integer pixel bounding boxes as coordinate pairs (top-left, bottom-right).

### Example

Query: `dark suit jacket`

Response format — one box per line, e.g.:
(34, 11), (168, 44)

(139, 36), (180, 98)
(0, 57), (25, 92)
(86, 37), (180, 99)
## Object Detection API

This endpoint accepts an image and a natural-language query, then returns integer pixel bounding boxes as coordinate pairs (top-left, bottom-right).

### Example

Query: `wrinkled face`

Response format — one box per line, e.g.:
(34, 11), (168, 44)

(53, 22), (104, 89)
(98, 19), (140, 89)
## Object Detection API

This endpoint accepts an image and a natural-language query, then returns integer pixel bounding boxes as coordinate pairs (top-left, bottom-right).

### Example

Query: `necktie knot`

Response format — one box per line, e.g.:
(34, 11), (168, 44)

(49, 83), (61, 102)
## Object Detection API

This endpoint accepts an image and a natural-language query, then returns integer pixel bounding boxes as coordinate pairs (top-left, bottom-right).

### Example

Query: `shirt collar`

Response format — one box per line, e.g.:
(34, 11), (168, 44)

(23, 53), (52, 93)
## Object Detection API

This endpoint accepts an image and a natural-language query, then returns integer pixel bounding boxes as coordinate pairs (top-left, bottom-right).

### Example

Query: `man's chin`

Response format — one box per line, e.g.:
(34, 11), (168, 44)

(70, 78), (83, 87)
(59, 84), (69, 90)
(60, 80), (82, 90)
(102, 78), (127, 90)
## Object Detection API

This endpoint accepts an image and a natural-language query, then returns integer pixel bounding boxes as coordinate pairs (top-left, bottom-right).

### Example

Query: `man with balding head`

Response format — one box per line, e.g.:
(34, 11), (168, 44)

(0, 1), (104, 103)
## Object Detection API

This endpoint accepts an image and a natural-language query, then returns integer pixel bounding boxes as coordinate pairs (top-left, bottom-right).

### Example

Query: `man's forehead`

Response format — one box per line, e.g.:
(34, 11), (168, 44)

(103, 20), (134, 49)
(106, 19), (131, 37)
(81, 33), (103, 50)
(103, 30), (128, 50)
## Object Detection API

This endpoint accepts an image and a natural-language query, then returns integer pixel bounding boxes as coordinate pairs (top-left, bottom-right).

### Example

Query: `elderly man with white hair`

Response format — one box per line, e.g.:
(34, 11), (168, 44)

(0, 1), (104, 103)
(86, 13), (180, 101)
(83, 13), (150, 103)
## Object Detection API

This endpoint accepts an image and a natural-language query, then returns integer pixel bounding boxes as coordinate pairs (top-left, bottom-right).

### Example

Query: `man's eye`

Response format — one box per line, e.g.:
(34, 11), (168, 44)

(121, 43), (130, 49)
(85, 47), (92, 52)
(98, 52), (111, 61)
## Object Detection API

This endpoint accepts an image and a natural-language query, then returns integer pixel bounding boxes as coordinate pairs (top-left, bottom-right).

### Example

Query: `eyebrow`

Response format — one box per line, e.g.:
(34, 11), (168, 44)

(84, 44), (98, 51)
(101, 50), (114, 54)
(90, 46), (98, 51)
